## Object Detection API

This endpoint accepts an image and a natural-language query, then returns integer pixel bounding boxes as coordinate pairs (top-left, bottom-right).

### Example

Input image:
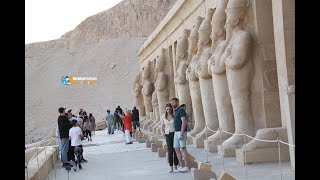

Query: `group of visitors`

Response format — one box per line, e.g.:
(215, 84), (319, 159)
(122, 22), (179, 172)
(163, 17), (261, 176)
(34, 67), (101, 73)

(161, 98), (190, 173)
(105, 105), (141, 144)
(57, 107), (95, 170)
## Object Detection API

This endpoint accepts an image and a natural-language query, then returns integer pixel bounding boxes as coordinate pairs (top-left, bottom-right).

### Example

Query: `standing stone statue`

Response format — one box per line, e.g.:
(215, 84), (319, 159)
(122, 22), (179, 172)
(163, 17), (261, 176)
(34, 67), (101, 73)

(149, 91), (160, 132)
(219, 0), (254, 156)
(186, 16), (206, 147)
(194, 8), (219, 147)
(141, 62), (154, 121)
(174, 29), (193, 129)
(154, 48), (169, 132)
(133, 71), (146, 117)
(206, 0), (235, 152)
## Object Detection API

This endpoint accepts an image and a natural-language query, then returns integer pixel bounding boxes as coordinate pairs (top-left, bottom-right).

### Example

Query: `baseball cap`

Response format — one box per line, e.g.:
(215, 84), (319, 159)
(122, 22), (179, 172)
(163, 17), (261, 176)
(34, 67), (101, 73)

(66, 108), (72, 113)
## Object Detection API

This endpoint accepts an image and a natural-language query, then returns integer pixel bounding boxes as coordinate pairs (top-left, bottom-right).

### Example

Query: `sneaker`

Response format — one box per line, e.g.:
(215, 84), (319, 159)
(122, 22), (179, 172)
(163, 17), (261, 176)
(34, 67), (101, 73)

(81, 159), (88, 163)
(62, 163), (73, 167)
(79, 164), (82, 169)
(179, 166), (189, 172)
(174, 167), (183, 173)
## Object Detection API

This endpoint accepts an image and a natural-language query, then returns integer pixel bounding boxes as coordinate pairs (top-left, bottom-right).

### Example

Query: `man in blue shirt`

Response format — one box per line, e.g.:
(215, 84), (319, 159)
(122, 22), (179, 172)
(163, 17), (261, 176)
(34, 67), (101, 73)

(171, 98), (189, 172)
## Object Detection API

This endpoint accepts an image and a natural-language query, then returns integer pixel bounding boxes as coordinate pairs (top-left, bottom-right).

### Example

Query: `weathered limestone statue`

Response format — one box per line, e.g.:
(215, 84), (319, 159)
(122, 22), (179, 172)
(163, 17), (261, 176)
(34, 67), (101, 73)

(205, 0), (235, 152)
(174, 29), (193, 129)
(148, 91), (160, 131)
(133, 71), (146, 118)
(141, 61), (154, 122)
(154, 48), (169, 132)
(194, 8), (218, 147)
(218, 0), (254, 156)
(186, 16), (206, 142)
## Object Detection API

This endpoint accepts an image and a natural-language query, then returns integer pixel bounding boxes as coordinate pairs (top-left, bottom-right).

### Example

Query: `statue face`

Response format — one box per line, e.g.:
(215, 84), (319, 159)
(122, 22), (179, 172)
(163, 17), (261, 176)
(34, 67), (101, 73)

(198, 29), (211, 47)
(225, 15), (239, 38)
(211, 22), (224, 43)
(188, 37), (197, 56)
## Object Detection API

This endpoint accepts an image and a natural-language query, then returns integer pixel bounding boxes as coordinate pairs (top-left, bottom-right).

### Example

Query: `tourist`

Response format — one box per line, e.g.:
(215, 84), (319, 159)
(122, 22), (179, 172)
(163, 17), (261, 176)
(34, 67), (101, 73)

(69, 119), (83, 170)
(180, 104), (191, 132)
(83, 119), (92, 141)
(171, 98), (189, 172)
(57, 107), (73, 167)
(66, 109), (75, 163)
(89, 113), (96, 136)
(114, 109), (121, 131)
(161, 103), (179, 173)
(118, 109), (133, 144)
(106, 109), (115, 134)
(132, 106), (141, 132)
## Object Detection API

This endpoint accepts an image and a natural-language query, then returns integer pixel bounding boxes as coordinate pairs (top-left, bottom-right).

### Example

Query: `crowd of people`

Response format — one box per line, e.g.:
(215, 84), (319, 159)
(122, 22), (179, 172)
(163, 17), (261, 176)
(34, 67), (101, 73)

(105, 105), (141, 144)
(56, 97), (189, 173)
(56, 108), (94, 170)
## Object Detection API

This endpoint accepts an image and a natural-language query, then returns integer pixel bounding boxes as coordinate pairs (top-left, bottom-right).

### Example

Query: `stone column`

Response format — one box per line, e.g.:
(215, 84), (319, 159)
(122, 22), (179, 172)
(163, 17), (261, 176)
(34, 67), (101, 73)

(195, 8), (220, 147)
(272, 0), (295, 170)
(206, 0), (235, 152)
(186, 16), (206, 148)
(218, 0), (254, 157)
(174, 29), (193, 130)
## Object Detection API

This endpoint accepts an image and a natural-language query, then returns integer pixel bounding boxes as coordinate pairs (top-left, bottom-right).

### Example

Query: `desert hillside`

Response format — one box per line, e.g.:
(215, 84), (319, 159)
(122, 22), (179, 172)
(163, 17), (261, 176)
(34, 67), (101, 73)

(25, 0), (178, 144)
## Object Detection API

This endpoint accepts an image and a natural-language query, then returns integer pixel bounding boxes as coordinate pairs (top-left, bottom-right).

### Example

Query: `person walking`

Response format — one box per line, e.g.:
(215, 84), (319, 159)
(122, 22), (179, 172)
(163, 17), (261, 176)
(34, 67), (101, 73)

(89, 113), (96, 136)
(131, 106), (141, 132)
(57, 107), (73, 167)
(171, 98), (189, 172)
(118, 109), (133, 144)
(83, 119), (92, 141)
(161, 103), (179, 173)
(114, 109), (120, 131)
(106, 109), (115, 134)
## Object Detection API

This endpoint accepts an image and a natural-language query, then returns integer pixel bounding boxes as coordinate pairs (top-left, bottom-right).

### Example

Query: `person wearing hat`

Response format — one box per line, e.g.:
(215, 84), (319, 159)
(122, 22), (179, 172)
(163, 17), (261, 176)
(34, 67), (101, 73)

(57, 107), (73, 167)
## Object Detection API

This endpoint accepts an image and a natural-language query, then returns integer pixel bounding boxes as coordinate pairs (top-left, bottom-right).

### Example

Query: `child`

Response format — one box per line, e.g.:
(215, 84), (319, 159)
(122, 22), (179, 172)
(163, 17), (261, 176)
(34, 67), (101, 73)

(69, 120), (83, 171)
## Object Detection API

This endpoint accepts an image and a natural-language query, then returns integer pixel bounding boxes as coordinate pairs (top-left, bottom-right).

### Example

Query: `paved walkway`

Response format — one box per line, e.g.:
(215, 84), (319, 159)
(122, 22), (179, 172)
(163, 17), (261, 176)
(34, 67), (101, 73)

(49, 129), (295, 180)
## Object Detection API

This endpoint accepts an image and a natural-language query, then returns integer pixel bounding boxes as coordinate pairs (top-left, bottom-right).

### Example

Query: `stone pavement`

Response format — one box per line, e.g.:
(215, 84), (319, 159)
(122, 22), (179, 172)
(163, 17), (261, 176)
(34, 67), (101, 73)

(49, 129), (295, 180)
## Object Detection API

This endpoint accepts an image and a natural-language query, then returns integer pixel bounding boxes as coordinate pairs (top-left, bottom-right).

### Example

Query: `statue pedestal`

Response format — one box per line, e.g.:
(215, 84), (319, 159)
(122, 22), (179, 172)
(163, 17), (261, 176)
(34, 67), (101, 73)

(204, 139), (226, 152)
(217, 145), (236, 157)
(191, 168), (216, 180)
(187, 135), (193, 145)
(192, 136), (205, 148)
(236, 147), (290, 165)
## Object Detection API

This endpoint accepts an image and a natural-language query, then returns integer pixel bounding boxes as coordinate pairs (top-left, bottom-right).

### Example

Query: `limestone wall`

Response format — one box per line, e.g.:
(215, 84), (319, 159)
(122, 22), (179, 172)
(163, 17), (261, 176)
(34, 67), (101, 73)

(136, 0), (294, 168)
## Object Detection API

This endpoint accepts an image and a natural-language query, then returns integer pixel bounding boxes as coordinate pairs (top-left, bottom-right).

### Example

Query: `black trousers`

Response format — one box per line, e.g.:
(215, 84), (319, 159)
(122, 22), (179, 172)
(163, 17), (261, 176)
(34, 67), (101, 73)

(165, 132), (179, 166)
(67, 140), (75, 161)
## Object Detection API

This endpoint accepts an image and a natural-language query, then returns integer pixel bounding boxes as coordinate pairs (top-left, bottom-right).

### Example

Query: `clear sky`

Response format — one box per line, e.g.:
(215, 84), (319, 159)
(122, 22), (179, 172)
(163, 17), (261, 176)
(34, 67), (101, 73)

(25, 0), (123, 44)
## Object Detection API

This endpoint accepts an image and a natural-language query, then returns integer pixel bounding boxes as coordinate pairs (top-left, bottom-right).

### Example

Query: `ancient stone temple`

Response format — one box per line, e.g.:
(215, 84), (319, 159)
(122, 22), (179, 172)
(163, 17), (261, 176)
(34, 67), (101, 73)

(134, 0), (295, 170)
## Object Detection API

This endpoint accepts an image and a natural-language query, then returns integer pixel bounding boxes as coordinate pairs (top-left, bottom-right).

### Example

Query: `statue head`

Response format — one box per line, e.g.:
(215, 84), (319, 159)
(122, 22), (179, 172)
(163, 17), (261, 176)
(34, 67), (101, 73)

(198, 8), (215, 51)
(225, 0), (249, 39)
(156, 48), (166, 72)
(142, 62), (151, 81)
(211, 8), (226, 46)
(188, 16), (203, 61)
(176, 29), (190, 66)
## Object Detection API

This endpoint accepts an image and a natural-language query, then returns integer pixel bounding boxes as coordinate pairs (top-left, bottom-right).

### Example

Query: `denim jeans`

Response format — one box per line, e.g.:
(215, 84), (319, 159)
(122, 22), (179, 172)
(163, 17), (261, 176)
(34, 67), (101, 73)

(60, 138), (69, 163)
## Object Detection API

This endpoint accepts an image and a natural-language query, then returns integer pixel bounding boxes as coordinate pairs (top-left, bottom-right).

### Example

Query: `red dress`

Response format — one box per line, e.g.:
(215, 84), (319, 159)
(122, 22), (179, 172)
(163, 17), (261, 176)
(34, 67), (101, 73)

(122, 113), (133, 131)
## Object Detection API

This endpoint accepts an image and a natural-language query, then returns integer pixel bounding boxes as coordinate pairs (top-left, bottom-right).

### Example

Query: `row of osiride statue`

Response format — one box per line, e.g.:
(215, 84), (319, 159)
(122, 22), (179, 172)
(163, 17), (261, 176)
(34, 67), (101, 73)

(134, 0), (277, 156)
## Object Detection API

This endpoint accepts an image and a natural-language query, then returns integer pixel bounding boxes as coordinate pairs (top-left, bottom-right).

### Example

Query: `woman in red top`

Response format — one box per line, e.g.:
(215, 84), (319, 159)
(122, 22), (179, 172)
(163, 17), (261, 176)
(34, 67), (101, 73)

(119, 109), (133, 144)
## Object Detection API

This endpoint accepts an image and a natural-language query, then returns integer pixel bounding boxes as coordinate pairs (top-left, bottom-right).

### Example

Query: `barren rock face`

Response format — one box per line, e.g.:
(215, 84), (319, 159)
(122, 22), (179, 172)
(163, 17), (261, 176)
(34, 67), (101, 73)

(25, 0), (177, 144)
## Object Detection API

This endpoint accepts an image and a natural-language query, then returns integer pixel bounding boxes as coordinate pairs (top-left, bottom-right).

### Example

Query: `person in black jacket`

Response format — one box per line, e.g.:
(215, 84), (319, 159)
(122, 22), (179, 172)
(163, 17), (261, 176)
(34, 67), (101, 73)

(57, 107), (73, 167)
(132, 106), (140, 132)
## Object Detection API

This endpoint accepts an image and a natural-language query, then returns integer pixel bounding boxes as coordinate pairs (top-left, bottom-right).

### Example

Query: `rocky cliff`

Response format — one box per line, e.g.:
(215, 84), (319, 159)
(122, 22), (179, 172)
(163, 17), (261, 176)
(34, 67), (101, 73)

(25, 0), (178, 144)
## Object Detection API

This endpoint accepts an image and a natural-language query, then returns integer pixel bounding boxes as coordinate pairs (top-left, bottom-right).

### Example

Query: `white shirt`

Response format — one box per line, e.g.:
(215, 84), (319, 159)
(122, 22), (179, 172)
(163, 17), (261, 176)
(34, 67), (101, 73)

(69, 126), (82, 146)
(162, 115), (175, 134)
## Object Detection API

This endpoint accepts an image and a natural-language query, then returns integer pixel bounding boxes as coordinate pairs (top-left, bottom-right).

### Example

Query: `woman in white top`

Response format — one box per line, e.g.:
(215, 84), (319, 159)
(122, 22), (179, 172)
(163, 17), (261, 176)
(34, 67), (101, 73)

(161, 103), (179, 173)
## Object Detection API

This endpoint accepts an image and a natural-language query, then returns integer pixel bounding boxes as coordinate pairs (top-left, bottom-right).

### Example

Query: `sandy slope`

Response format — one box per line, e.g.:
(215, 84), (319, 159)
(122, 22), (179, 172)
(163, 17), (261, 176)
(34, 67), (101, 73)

(25, 37), (145, 144)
